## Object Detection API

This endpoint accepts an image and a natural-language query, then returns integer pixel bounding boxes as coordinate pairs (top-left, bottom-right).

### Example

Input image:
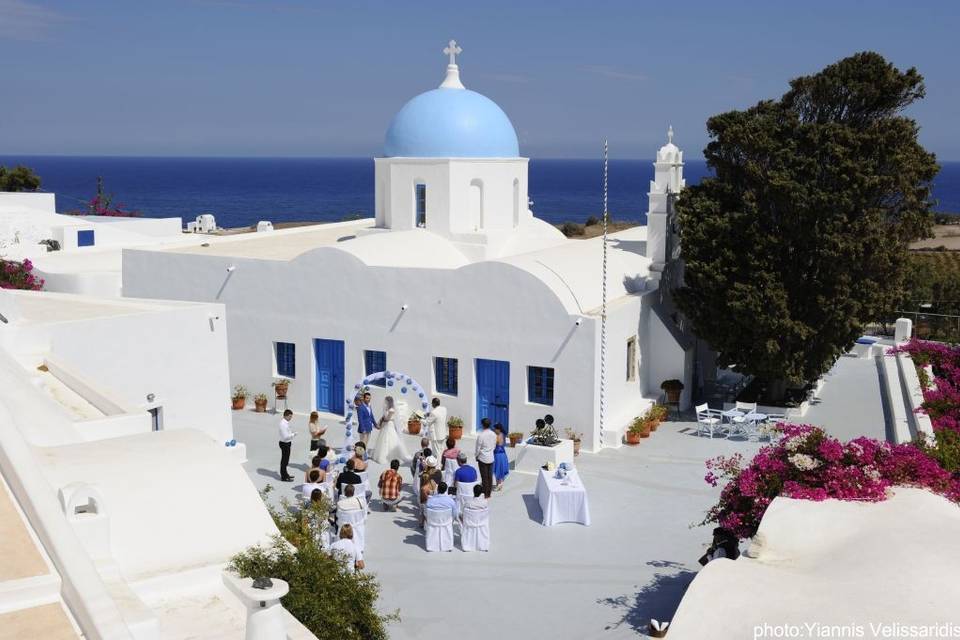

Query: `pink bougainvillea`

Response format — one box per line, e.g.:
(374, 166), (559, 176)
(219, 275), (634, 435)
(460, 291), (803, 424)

(892, 339), (960, 436)
(0, 258), (44, 290)
(702, 424), (960, 539)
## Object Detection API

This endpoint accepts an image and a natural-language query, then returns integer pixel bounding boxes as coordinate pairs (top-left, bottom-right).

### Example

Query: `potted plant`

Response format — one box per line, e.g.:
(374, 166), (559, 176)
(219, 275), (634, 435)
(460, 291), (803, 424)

(648, 404), (669, 431)
(660, 379), (684, 403)
(253, 392), (268, 413)
(565, 428), (584, 456)
(626, 416), (650, 444)
(407, 411), (423, 435)
(508, 431), (524, 447)
(447, 415), (464, 440)
(272, 378), (291, 399)
(232, 385), (248, 410)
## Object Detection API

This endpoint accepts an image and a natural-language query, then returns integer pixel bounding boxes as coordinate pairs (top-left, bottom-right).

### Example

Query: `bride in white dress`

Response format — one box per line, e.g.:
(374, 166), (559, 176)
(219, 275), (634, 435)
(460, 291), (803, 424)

(372, 396), (410, 465)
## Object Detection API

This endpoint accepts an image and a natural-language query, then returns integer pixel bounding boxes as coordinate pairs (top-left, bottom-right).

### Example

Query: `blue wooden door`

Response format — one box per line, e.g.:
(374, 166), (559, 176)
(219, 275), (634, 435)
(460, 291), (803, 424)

(476, 359), (510, 430)
(314, 339), (345, 415)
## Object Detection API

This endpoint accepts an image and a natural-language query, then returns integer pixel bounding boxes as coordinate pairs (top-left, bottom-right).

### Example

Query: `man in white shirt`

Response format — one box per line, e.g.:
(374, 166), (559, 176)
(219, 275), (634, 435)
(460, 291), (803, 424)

(424, 398), (448, 455)
(336, 483), (367, 514)
(329, 524), (364, 573)
(278, 409), (296, 482)
(475, 417), (497, 498)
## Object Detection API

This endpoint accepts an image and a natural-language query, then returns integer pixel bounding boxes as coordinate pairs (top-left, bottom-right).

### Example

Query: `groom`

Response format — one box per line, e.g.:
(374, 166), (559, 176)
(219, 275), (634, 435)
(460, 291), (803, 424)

(357, 392), (376, 446)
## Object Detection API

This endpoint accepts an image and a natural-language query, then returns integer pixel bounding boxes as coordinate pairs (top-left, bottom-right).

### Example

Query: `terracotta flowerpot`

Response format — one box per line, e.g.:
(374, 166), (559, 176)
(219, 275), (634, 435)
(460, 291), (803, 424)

(509, 434), (522, 447)
(254, 399), (268, 413)
(665, 389), (681, 403)
(232, 397), (246, 410)
(573, 439), (582, 456)
(274, 384), (288, 400)
(407, 419), (421, 435)
(640, 427), (652, 438)
(649, 419), (659, 432)
(626, 431), (641, 445)
(449, 424), (464, 440)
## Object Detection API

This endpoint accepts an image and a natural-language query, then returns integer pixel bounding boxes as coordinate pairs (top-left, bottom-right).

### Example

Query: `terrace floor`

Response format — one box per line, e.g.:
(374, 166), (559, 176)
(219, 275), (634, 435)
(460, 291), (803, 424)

(800, 352), (890, 442)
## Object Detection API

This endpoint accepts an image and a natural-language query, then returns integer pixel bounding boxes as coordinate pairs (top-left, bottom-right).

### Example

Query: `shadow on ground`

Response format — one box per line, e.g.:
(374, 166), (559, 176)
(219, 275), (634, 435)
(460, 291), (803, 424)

(599, 561), (697, 634)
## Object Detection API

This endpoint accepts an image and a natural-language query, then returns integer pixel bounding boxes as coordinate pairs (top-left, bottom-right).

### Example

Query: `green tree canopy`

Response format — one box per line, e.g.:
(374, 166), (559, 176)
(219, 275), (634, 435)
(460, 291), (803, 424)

(674, 52), (939, 394)
(0, 165), (41, 192)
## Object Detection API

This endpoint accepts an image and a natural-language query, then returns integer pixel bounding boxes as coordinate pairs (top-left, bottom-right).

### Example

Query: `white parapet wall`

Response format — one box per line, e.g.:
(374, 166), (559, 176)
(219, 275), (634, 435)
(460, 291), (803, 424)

(895, 350), (935, 440)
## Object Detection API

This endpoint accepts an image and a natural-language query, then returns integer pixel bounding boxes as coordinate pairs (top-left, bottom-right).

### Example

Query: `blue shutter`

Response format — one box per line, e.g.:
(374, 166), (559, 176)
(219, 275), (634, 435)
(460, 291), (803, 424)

(365, 350), (387, 387)
(435, 357), (458, 395)
(528, 366), (554, 406)
(275, 342), (296, 378)
(77, 229), (95, 247)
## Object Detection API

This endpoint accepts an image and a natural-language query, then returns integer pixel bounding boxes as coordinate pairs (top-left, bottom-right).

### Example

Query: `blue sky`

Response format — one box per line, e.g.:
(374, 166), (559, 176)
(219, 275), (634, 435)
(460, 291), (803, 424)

(1, 0), (958, 159)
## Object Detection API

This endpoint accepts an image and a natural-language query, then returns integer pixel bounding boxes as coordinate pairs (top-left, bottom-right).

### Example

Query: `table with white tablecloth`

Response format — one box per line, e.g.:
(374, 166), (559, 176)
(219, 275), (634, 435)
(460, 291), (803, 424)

(534, 468), (591, 526)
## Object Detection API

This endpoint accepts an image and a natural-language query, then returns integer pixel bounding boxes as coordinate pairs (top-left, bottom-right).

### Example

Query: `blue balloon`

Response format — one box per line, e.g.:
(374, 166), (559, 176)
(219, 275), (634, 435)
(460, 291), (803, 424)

(363, 377), (370, 384)
(401, 386), (408, 394)
(422, 402), (429, 409)
(230, 439), (237, 446)
(224, 441), (230, 446)
(387, 380), (394, 386)
(406, 378), (412, 385)
(418, 392), (425, 398)
(337, 456), (346, 464)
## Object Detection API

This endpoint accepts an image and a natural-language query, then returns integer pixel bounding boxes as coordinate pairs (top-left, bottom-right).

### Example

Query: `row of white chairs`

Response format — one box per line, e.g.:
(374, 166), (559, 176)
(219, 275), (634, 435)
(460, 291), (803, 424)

(695, 402), (785, 441)
(424, 503), (490, 552)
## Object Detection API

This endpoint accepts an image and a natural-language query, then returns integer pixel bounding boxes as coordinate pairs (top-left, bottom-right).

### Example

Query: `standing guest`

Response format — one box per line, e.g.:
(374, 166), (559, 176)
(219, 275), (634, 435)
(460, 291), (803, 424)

(475, 418), (497, 498)
(278, 409), (296, 482)
(335, 459), (362, 497)
(307, 488), (328, 548)
(453, 452), (478, 489)
(423, 398), (448, 455)
(330, 524), (364, 573)
(352, 444), (369, 472)
(425, 481), (459, 519)
(441, 437), (460, 462)
(357, 393), (376, 446)
(493, 423), (510, 492)
(410, 438), (431, 479)
(378, 459), (403, 511)
(308, 411), (326, 453)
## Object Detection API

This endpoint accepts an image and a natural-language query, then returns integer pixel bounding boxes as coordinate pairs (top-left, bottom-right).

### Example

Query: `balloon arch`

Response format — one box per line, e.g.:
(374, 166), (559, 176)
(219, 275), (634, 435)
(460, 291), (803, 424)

(341, 370), (430, 451)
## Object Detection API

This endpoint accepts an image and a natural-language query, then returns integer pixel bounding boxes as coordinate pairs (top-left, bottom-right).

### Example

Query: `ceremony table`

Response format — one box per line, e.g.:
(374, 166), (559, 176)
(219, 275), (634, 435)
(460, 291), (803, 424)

(534, 468), (591, 526)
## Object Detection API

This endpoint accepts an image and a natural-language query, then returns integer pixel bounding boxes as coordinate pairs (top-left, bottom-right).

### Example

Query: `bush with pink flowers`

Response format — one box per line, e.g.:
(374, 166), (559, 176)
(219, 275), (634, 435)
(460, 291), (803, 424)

(893, 338), (960, 435)
(702, 424), (960, 539)
(0, 258), (44, 291)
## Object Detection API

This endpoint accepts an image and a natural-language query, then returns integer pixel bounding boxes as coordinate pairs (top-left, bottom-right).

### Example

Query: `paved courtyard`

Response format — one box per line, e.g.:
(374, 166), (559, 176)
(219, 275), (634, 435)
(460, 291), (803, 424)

(234, 410), (763, 639)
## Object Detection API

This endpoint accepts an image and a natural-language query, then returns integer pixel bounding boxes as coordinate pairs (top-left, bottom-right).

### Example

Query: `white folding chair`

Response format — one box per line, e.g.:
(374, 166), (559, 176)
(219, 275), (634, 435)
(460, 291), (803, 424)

(695, 403), (722, 438)
(442, 458), (457, 488)
(456, 480), (479, 511)
(357, 470), (372, 500)
(729, 401), (757, 436)
(424, 506), (454, 552)
(461, 504), (490, 552)
(336, 507), (367, 553)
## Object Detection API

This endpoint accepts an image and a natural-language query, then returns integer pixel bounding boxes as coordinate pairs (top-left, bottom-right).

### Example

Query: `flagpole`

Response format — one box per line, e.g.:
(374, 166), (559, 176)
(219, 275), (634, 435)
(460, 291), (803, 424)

(599, 139), (609, 448)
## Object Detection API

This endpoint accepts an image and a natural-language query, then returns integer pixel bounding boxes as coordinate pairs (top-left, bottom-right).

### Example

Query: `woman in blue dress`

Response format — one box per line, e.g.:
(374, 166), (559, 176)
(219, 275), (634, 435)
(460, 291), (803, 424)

(493, 423), (510, 492)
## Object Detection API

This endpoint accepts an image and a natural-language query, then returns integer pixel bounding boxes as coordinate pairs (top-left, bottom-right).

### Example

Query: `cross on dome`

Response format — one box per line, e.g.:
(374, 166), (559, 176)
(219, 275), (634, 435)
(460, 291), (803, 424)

(667, 125), (674, 144)
(443, 39), (462, 66)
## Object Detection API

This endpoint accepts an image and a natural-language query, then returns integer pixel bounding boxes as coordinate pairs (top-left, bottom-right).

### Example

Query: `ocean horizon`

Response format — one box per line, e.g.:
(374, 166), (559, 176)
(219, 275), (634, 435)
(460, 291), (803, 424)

(2, 155), (958, 229)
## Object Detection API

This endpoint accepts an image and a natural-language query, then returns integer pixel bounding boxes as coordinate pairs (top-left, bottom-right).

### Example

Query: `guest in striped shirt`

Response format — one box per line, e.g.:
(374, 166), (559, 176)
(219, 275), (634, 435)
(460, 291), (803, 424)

(378, 459), (403, 511)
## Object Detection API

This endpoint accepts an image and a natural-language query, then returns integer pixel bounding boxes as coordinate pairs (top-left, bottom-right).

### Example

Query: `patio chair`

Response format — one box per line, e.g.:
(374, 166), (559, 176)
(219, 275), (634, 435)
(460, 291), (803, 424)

(695, 403), (723, 438)
(461, 503), (490, 552)
(728, 401), (757, 436)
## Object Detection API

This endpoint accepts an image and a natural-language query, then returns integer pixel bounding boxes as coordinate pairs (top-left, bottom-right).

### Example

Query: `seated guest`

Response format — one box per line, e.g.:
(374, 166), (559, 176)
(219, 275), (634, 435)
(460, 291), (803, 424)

(335, 458), (362, 496)
(304, 454), (323, 483)
(410, 438), (430, 479)
(425, 481), (459, 519)
(441, 436), (460, 461)
(302, 468), (326, 500)
(352, 444), (369, 472)
(453, 453), (478, 488)
(418, 461), (439, 528)
(329, 524), (364, 573)
(336, 483), (366, 514)
(307, 488), (328, 546)
(461, 484), (487, 512)
(378, 459), (403, 511)
(421, 455), (442, 486)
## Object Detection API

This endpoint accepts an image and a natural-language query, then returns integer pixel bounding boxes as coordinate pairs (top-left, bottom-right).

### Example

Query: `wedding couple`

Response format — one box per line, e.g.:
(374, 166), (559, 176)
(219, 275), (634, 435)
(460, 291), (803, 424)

(356, 392), (409, 465)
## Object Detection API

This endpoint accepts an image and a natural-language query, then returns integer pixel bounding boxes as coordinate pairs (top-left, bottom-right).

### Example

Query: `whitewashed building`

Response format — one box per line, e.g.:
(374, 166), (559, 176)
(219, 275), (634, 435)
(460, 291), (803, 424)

(123, 43), (694, 451)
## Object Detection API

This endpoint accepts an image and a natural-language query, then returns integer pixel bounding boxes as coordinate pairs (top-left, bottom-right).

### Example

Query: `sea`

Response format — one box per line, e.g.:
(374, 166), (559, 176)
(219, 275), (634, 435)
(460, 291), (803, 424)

(2, 156), (958, 229)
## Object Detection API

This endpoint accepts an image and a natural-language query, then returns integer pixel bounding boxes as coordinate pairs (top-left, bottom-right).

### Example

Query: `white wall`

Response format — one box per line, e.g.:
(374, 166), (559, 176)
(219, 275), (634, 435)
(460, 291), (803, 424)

(123, 246), (606, 449)
(602, 293), (656, 434)
(41, 302), (233, 444)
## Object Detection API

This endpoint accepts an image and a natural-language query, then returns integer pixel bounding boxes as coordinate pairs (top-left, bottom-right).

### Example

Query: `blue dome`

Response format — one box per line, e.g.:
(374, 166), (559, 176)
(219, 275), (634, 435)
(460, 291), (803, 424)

(384, 87), (519, 158)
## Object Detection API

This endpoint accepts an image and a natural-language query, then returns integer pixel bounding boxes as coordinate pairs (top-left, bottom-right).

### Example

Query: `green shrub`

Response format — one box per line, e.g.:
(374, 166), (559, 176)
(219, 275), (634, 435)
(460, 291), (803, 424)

(918, 428), (960, 474)
(0, 165), (41, 192)
(229, 486), (398, 640)
(560, 222), (584, 237)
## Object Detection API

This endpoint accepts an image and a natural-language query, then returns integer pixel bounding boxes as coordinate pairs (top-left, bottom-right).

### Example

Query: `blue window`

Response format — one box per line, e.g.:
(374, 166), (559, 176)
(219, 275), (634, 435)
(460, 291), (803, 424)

(528, 366), (555, 406)
(275, 342), (296, 378)
(415, 183), (426, 227)
(365, 350), (387, 387)
(77, 229), (95, 247)
(434, 357), (458, 396)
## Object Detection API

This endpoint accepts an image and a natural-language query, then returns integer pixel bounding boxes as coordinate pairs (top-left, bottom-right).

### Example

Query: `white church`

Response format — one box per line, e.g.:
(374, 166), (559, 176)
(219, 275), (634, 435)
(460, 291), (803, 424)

(121, 42), (695, 452)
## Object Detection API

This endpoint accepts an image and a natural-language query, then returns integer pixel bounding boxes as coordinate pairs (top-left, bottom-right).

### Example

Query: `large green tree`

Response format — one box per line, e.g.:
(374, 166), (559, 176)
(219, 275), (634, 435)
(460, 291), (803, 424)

(674, 52), (939, 397)
(0, 165), (41, 192)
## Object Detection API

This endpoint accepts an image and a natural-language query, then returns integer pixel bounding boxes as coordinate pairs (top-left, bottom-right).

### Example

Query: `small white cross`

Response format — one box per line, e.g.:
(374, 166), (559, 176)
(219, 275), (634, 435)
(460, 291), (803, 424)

(667, 125), (674, 144)
(443, 39), (462, 66)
